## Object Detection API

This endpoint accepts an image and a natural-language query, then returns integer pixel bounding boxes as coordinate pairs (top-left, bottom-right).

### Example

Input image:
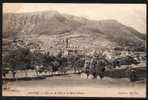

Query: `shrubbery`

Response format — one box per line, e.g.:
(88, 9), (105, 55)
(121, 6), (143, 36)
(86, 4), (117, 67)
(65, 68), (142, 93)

(2, 47), (86, 78)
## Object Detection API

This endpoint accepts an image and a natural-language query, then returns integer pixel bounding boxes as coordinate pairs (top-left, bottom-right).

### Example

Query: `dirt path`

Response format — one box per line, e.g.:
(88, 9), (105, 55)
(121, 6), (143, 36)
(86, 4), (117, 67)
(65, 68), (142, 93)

(3, 74), (146, 97)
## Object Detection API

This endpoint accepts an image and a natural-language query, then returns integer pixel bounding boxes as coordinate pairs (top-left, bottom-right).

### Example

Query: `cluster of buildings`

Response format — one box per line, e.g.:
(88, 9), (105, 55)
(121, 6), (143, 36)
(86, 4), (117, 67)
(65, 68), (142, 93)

(6, 34), (145, 60)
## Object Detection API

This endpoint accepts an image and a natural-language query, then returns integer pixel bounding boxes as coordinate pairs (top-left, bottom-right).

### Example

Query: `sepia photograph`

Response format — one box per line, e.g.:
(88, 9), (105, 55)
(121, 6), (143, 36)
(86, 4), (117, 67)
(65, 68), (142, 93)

(2, 3), (146, 97)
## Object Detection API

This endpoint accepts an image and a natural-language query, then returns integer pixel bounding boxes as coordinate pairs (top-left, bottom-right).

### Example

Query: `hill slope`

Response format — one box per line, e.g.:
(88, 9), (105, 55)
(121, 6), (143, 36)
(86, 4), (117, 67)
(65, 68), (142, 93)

(3, 11), (146, 52)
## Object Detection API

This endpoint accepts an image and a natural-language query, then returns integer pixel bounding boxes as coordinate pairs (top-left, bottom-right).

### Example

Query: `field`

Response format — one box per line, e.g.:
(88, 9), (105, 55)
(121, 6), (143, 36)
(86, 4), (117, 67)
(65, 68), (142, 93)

(2, 73), (146, 97)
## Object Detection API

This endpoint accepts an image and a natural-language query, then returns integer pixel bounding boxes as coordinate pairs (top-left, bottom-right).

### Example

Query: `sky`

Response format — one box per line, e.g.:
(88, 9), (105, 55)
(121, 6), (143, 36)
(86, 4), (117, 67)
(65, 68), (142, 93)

(3, 3), (147, 33)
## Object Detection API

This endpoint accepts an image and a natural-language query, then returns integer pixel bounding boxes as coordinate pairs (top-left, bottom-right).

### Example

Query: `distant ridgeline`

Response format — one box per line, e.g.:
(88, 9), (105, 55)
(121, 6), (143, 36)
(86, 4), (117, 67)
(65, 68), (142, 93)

(3, 11), (146, 55)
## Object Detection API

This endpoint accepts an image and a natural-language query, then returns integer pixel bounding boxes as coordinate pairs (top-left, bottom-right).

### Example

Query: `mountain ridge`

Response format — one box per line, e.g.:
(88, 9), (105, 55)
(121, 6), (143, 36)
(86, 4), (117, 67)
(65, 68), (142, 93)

(3, 10), (146, 52)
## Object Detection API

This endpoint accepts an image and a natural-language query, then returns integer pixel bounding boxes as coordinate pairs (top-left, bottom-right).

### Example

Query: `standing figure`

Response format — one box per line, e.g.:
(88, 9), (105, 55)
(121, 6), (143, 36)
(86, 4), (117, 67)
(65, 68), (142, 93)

(12, 70), (16, 79)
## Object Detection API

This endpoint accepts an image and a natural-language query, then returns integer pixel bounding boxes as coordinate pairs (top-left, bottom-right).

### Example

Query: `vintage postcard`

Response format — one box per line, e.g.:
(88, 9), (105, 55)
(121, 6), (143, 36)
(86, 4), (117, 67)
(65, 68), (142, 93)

(2, 3), (146, 97)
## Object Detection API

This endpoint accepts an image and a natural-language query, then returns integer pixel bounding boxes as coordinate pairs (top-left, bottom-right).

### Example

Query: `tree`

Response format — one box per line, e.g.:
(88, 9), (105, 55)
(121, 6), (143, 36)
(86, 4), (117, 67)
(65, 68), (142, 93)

(57, 55), (69, 74)
(3, 47), (32, 79)
(2, 52), (11, 78)
(31, 51), (44, 76)
(39, 52), (60, 75)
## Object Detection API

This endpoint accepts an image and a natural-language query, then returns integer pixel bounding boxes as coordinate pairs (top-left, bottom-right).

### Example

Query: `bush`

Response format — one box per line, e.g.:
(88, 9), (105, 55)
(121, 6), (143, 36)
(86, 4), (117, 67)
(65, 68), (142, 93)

(2, 47), (32, 71)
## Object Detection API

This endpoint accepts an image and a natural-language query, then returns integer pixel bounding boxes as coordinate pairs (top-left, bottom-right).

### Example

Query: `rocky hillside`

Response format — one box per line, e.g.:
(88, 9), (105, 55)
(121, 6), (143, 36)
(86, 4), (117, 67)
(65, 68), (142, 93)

(3, 11), (146, 52)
